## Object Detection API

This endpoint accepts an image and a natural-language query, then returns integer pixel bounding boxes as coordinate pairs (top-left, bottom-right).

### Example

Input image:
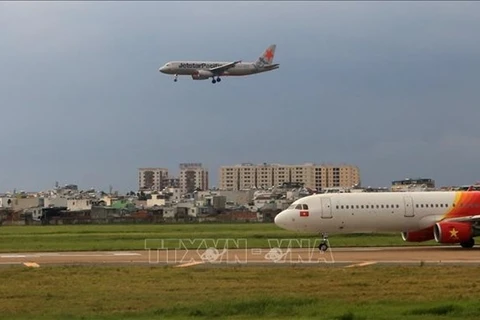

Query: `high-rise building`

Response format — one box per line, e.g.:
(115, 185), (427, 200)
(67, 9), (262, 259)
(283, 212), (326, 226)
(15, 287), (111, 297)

(179, 163), (209, 194)
(218, 163), (360, 191)
(138, 168), (169, 191)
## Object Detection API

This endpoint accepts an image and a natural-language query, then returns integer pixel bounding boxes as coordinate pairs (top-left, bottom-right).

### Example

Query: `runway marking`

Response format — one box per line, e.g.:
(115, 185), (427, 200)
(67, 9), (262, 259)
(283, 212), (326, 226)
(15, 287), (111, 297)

(1, 255), (26, 258)
(345, 261), (377, 268)
(23, 262), (40, 268)
(112, 253), (141, 256)
(175, 261), (204, 268)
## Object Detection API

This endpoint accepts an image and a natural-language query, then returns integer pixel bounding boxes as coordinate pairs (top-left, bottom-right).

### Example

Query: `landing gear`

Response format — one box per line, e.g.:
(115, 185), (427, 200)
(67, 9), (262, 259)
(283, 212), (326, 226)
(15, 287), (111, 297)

(211, 77), (221, 84)
(460, 238), (475, 248)
(173, 74), (178, 82)
(318, 233), (329, 252)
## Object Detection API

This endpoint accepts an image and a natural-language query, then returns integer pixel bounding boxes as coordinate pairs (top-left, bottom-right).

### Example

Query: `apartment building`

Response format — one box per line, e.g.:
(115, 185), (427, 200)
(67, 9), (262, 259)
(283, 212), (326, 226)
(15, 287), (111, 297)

(179, 163), (209, 194)
(218, 163), (360, 191)
(138, 168), (169, 191)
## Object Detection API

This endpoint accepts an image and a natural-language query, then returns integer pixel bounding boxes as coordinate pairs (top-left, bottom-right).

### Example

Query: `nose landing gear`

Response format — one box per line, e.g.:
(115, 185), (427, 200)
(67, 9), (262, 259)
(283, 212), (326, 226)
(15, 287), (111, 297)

(318, 233), (329, 252)
(173, 74), (178, 82)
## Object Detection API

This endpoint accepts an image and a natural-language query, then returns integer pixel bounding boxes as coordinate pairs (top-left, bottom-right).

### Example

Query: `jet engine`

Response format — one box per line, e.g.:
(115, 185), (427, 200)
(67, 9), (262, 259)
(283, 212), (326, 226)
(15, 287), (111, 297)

(401, 226), (434, 242)
(191, 70), (213, 80)
(433, 221), (477, 244)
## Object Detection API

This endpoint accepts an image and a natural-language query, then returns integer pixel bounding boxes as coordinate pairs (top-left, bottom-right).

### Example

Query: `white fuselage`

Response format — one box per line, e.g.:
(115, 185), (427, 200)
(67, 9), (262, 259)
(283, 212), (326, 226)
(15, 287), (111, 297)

(159, 61), (278, 77)
(274, 191), (471, 234)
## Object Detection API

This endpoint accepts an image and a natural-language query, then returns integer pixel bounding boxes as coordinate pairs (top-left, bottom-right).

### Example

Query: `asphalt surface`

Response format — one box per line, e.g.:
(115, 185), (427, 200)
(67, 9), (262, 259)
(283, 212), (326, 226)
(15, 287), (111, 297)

(2, 246), (480, 268)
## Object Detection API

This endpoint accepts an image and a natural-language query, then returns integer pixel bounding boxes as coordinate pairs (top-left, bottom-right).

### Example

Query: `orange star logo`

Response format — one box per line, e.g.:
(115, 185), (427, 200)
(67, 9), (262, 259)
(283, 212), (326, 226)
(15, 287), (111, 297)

(264, 49), (274, 60)
(449, 228), (459, 239)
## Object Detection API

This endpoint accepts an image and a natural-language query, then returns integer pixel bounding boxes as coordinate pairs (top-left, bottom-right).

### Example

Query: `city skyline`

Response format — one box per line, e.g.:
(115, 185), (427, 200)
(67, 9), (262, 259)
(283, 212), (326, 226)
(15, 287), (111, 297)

(2, 2), (480, 192)
(0, 161), (457, 194)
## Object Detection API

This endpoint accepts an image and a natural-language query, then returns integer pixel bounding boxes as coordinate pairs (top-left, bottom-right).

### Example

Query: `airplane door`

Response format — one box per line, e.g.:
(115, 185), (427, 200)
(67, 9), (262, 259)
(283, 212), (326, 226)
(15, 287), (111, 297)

(321, 197), (333, 219)
(403, 196), (414, 217)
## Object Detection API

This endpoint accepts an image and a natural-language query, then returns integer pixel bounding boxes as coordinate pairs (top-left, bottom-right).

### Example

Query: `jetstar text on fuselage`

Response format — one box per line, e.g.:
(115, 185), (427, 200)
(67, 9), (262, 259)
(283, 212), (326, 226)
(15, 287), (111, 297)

(179, 63), (223, 69)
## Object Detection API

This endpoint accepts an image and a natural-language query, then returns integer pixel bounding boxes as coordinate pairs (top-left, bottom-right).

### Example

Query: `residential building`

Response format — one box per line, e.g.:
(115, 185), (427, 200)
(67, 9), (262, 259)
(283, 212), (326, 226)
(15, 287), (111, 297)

(138, 168), (169, 191)
(195, 190), (255, 206)
(44, 197), (68, 208)
(146, 194), (167, 207)
(218, 163), (360, 191)
(9, 197), (44, 211)
(67, 199), (93, 211)
(0, 197), (12, 208)
(162, 177), (180, 189)
(179, 163), (208, 194)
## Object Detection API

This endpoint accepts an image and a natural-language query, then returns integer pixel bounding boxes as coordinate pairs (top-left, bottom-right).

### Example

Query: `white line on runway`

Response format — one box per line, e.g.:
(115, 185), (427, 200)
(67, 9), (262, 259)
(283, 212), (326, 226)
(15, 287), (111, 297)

(175, 261), (204, 268)
(345, 261), (377, 268)
(23, 262), (40, 268)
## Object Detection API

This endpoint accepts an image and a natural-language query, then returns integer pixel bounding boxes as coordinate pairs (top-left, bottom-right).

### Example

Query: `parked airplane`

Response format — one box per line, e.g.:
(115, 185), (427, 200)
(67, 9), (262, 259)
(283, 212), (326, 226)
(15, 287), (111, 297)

(274, 191), (480, 251)
(158, 44), (279, 84)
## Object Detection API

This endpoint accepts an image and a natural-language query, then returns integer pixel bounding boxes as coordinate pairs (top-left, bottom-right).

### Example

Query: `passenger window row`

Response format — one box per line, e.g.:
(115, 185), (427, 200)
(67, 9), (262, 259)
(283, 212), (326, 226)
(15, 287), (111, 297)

(416, 203), (477, 208)
(335, 202), (467, 210)
(415, 203), (450, 208)
(336, 204), (400, 210)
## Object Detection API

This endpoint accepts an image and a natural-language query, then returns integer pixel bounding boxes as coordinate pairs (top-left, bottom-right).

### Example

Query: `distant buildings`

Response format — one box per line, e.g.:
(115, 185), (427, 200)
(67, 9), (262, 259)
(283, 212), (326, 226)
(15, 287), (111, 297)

(391, 178), (435, 192)
(138, 164), (209, 194)
(138, 162), (360, 194)
(138, 168), (169, 191)
(218, 163), (360, 191)
(179, 163), (208, 194)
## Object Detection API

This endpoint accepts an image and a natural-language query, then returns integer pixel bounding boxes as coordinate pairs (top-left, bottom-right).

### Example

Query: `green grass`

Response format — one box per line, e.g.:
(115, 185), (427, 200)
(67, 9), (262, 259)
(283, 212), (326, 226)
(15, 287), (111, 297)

(0, 265), (479, 319)
(0, 223), (438, 252)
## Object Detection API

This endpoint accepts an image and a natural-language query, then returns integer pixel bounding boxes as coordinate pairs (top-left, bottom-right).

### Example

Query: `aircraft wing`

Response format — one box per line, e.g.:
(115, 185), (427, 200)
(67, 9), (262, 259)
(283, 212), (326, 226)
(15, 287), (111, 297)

(209, 60), (241, 74)
(442, 215), (480, 223)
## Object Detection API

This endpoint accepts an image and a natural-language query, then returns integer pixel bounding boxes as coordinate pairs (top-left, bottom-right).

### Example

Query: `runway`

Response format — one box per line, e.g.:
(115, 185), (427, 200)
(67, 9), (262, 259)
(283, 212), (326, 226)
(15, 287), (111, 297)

(1, 246), (480, 268)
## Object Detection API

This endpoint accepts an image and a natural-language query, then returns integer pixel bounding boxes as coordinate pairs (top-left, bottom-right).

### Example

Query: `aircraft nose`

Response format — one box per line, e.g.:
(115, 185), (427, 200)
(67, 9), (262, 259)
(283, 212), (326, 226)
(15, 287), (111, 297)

(274, 210), (292, 230)
(159, 64), (170, 73)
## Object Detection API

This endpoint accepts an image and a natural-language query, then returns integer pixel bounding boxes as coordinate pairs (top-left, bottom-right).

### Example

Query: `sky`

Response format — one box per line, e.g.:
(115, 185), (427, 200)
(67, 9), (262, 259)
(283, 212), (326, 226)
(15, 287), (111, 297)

(1, 1), (480, 193)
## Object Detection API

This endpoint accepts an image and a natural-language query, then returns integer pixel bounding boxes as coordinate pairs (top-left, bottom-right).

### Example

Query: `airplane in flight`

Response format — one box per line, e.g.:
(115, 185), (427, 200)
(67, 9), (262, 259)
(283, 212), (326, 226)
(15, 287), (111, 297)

(274, 191), (480, 251)
(158, 44), (279, 84)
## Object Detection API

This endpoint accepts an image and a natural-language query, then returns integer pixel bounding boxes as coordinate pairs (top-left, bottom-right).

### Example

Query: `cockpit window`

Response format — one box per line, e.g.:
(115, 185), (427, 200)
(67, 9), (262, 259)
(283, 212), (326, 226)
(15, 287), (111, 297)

(289, 203), (308, 210)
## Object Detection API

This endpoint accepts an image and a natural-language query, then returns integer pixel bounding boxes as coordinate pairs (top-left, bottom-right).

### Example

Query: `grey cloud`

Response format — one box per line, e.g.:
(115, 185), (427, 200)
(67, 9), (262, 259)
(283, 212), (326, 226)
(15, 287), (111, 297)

(1, 2), (480, 191)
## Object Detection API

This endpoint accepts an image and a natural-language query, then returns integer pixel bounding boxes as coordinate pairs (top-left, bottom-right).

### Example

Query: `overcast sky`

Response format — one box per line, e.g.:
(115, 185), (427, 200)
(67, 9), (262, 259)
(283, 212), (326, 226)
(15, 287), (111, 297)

(1, 1), (480, 192)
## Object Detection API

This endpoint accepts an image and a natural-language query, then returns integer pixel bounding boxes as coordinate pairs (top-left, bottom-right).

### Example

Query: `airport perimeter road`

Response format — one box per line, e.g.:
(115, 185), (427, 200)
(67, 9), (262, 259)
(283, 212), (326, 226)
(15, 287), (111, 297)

(1, 246), (480, 268)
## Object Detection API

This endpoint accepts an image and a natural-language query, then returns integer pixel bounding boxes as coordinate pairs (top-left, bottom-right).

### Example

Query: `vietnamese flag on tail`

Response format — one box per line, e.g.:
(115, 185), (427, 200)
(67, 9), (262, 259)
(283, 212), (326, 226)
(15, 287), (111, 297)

(299, 210), (309, 217)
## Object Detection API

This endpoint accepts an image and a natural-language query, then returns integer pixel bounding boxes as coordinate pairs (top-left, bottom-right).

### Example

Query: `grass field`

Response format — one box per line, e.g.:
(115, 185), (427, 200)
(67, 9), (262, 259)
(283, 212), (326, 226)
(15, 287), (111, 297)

(0, 223), (439, 252)
(0, 264), (479, 319)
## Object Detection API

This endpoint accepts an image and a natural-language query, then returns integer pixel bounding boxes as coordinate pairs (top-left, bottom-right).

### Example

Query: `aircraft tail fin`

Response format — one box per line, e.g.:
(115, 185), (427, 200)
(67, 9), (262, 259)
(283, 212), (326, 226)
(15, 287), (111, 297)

(255, 44), (276, 67)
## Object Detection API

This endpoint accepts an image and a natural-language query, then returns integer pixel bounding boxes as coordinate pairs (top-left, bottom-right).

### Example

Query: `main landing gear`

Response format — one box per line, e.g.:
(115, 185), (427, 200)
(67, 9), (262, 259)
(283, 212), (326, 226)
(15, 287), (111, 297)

(460, 238), (475, 248)
(318, 233), (329, 252)
(212, 77), (221, 84)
